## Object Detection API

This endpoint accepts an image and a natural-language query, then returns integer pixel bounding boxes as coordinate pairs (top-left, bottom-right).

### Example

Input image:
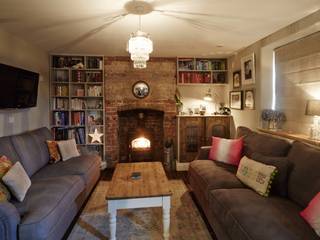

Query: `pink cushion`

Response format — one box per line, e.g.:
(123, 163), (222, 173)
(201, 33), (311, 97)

(209, 137), (243, 166)
(300, 192), (320, 236)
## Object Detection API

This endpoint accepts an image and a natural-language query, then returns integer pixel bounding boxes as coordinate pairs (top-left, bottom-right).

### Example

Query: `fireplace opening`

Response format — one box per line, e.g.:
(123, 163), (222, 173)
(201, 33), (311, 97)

(118, 108), (164, 162)
(131, 137), (151, 149)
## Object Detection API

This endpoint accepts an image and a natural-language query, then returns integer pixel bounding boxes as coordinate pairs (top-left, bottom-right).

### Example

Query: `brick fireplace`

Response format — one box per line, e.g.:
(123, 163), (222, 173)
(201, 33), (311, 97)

(104, 57), (177, 167)
(118, 108), (164, 162)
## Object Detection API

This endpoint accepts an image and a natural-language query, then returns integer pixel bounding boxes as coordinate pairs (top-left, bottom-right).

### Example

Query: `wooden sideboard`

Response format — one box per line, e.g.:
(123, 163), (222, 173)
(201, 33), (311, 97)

(176, 115), (231, 171)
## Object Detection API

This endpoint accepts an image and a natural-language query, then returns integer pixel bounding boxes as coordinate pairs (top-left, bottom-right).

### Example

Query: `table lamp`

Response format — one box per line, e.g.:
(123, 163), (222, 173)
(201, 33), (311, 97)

(305, 100), (320, 140)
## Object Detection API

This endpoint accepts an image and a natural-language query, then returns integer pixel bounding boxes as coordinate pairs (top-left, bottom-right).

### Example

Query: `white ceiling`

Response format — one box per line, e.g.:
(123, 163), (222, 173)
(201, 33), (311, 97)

(0, 0), (319, 57)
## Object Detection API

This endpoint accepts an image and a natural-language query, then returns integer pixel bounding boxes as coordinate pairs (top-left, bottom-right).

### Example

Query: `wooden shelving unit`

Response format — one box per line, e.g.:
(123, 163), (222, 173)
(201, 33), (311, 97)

(49, 54), (106, 167)
(177, 57), (228, 85)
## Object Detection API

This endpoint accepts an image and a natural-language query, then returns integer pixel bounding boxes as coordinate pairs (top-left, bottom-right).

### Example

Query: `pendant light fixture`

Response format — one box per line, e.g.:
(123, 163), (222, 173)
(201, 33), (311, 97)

(127, 15), (153, 69)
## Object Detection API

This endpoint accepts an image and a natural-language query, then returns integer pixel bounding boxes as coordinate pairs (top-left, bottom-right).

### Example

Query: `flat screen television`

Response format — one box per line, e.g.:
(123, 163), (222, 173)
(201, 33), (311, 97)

(0, 63), (39, 109)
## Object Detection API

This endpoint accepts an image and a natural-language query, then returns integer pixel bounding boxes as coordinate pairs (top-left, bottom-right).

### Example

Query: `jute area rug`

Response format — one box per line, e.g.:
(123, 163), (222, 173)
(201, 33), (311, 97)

(68, 180), (214, 240)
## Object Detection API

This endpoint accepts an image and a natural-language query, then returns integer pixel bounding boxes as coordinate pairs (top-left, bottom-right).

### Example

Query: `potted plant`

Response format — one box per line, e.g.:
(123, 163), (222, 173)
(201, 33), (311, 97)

(261, 109), (286, 129)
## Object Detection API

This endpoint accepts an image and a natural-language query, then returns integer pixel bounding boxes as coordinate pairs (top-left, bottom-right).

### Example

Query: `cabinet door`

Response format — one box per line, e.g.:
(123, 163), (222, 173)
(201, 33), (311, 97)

(205, 117), (230, 145)
(179, 117), (205, 162)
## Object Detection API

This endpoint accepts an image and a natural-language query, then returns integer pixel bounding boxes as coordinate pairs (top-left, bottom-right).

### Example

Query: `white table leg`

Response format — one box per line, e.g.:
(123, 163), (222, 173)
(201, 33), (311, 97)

(162, 196), (171, 240)
(108, 201), (117, 240)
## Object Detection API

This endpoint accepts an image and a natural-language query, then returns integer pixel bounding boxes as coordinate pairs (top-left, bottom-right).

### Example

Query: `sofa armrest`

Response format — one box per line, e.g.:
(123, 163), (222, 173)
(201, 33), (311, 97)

(0, 201), (20, 240)
(195, 146), (211, 160)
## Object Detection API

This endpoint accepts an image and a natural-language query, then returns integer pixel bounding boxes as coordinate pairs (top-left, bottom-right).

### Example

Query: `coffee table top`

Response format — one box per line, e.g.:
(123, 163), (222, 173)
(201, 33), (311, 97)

(106, 162), (172, 200)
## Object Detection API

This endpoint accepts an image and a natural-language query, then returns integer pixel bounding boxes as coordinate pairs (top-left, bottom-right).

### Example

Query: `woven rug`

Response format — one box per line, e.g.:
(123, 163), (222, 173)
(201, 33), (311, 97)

(68, 180), (214, 240)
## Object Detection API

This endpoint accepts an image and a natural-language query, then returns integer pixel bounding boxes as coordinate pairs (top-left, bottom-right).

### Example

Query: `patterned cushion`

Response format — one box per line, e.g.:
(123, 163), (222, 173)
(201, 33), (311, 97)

(46, 140), (61, 163)
(236, 156), (277, 197)
(0, 182), (11, 202)
(0, 155), (13, 178)
(300, 192), (320, 237)
(209, 137), (243, 166)
(0, 156), (13, 202)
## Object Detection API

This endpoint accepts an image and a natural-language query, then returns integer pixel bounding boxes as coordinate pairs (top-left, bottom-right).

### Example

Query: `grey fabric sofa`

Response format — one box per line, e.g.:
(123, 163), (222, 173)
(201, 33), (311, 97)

(188, 126), (320, 240)
(0, 127), (101, 240)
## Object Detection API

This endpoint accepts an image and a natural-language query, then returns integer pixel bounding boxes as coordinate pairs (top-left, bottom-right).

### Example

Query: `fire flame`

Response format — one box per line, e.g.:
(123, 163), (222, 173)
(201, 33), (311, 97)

(132, 137), (151, 149)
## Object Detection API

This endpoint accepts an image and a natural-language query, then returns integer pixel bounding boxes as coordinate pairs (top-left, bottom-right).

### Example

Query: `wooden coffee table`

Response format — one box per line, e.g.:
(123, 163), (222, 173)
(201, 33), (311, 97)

(106, 162), (172, 240)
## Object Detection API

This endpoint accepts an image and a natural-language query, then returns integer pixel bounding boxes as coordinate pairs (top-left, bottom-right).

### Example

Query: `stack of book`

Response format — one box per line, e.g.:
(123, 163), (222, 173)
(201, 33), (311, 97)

(55, 85), (68, 96)
(211, 60), (226, 70)
(68, 128), (85, 144)
(196, 60), (211, 71)
(53, 98), (68, 110)
(72, 112), (85, 126)
(53, 111), (69, 126)
(86, 72), (102, 82)
(87, 85), (102, 97)
(86, 57), (103, 69)
(71, 98), (85, 110)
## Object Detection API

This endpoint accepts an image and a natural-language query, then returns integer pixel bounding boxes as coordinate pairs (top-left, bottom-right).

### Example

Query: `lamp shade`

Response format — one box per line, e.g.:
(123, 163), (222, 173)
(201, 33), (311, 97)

(306, 100), (320, 116)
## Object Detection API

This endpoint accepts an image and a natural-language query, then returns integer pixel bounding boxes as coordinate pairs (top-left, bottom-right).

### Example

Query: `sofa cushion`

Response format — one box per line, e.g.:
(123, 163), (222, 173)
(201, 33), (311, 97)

(236, 156), (277, 197)
(17, 175), (84, 240)
(10, 128), (52, 177)
(209, 137), (243, 166)
(209, 188), (319, 240)
(236, 126), (291, 157)
(287, 141), (320, 208)
(251, 153), (290, 197)
(188, 160), (244, 200)
(3, 162), (31, 202)
(0, 136), (21, 164)
(31, 154), (101, 186)
(300, 192), (320, 237)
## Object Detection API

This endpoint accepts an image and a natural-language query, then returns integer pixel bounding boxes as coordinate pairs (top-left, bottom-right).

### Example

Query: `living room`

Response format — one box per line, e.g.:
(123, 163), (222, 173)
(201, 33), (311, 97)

(0, 1), (320, 240)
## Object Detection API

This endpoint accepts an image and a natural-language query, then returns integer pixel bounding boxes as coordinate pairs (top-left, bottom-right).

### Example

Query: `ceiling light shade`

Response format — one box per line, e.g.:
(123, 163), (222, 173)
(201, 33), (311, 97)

(127, 30), (153, 69)
(203, 89), (213, 101)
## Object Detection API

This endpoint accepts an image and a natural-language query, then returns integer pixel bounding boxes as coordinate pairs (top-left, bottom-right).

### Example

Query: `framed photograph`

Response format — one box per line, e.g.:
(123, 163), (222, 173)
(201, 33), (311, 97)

(132, 81), (149, 99)
(241, 53), (255, 85)
(229, 91), (243, 110)
(233, 70), (241, 89)
(244, 89), (255, 110)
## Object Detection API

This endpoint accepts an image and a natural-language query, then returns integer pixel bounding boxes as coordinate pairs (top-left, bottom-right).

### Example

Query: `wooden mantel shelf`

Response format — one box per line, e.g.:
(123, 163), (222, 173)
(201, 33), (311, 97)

(258, 128), (320, 147)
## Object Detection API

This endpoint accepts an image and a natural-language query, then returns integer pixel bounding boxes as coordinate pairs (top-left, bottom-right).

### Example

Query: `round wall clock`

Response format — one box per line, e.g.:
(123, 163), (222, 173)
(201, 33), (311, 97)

(132, 81), (149, 99)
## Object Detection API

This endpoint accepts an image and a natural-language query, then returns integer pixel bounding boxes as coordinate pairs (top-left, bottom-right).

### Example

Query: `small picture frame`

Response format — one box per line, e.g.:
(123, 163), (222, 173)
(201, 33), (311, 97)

(244, 89), (255, 110)
(229, 91), (243, 110)
(132, 81), (149, 99)
(233, 70), (241, 89)
(241, 53), (255, 85)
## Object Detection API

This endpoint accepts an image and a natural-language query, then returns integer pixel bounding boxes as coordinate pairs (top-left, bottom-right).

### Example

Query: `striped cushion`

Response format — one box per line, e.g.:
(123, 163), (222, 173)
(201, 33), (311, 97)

(301, 192), (320, 236)
(209, 137), (243, 166)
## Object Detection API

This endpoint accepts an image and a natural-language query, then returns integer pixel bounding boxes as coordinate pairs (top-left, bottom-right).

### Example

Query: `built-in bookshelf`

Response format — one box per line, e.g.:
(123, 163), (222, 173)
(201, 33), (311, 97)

(177, 57), (228, 85)
(50, 55), (105, 167)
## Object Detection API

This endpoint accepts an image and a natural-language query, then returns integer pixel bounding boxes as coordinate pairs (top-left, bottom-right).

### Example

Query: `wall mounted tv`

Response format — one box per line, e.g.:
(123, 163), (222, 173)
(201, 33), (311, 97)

(0, 63), (39, 109)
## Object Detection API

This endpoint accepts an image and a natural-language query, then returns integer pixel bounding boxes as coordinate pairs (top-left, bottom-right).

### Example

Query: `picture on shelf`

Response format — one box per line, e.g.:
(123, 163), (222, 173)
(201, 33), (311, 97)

(244, 89), (255, 110)
(233, 70), (241, 88)
(229, 91), (243, 110)
(87, 111), (103, 125)
(241, 53), (255, 85)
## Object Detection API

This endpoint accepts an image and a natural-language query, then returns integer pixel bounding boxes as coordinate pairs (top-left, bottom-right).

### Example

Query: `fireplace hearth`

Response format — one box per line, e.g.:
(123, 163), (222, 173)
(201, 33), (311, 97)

(118, 109), (164, 162)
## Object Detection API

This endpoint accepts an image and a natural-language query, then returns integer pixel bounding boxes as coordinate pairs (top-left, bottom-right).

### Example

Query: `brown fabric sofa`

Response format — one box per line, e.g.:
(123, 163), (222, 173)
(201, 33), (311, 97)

(188, 126), (320, 240)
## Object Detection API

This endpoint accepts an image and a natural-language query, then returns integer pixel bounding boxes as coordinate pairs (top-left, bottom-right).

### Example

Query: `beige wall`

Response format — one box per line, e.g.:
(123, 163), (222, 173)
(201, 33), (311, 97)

(178, 85), (227, 115)
(227, 10), (320, 135)
(275, 32), (320, 134)
(0, 29), (49, 137)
